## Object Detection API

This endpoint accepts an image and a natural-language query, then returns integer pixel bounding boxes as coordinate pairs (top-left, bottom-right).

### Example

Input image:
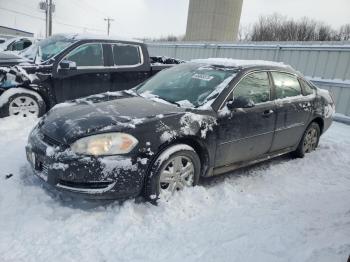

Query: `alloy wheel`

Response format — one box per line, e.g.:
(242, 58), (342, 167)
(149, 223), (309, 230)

(159, 155), (195, 194)
(9, 96), (39, 117)
(303, 127), (318, 153)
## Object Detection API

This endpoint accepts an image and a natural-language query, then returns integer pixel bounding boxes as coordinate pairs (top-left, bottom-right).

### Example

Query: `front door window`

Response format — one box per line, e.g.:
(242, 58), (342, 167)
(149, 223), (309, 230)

(233, 72), (271, 104)
(65, 43), (104, 67)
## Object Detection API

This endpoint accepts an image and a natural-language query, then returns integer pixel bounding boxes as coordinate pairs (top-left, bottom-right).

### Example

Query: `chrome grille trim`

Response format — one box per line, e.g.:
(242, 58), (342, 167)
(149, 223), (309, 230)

(56, 182), (116, 194)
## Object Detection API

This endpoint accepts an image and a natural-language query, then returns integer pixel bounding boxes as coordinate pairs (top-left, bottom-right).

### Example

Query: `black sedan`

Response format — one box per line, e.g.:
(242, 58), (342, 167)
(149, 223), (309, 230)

(26, 59), (334, 201)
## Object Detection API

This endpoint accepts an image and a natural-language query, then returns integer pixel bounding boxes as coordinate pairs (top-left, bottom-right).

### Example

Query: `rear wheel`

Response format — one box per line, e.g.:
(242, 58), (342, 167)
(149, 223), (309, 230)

(144, 144), (201, 201)
(293, 122), (320, 158)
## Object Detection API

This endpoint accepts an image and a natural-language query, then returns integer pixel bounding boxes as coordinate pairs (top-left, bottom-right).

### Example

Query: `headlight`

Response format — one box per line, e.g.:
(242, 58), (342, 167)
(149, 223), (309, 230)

(71, 133), (138, 156)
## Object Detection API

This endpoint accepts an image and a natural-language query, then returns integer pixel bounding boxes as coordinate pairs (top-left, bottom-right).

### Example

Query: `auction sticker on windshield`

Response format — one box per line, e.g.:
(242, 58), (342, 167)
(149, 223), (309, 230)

(192, 73), (214, 81)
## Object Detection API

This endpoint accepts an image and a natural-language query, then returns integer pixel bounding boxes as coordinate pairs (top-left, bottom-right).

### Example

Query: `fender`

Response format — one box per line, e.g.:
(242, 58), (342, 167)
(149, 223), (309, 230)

(0, 87), (44, 109)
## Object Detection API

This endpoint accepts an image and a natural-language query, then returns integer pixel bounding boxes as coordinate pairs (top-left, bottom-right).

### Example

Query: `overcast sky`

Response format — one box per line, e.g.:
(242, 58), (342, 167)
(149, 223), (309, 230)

(0, 0), (349, 39)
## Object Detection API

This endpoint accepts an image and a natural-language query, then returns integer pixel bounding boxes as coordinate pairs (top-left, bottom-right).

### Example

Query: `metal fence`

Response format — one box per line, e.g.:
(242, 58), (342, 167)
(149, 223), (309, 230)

(147, 42), (350, 117)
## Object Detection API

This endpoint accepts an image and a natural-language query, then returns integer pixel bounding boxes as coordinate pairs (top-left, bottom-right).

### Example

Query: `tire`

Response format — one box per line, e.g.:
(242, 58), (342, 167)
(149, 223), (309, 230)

(292, 122), (321, 158)
(3, 92), (46, 117)
(144, 144), (201, 201)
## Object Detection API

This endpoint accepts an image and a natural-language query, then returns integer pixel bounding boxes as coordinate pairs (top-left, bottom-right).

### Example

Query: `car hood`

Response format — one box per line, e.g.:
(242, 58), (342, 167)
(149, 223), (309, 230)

(39, 92), (186, 144)
(0, 52), (29, 66)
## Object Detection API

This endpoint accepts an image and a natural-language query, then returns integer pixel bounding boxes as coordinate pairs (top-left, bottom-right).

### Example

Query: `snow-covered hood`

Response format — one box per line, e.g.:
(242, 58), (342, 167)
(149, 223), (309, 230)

(39, 93), (185, 144)
(0, 52), (30, 66)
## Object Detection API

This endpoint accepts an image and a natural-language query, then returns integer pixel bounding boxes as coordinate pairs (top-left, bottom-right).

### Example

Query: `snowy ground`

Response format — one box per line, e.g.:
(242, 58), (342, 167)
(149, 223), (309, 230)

(0, 116), (349, 262)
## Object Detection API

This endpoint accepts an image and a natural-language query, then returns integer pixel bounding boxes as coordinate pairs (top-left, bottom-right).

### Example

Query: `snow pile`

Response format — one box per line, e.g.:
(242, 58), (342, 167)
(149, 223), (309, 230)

(0, 116), (349, 262)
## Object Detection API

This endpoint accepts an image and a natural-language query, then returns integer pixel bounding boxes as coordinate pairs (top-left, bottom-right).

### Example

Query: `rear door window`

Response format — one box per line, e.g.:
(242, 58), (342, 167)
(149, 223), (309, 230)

(113, 44), (141, 66)
(271, 72), (302, 99)
(299, 79), (316, 95)
(65, 43), (104, 67)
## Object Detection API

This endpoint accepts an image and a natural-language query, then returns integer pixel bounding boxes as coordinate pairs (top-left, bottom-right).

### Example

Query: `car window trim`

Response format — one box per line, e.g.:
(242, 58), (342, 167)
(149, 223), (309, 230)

(58, 42), (105, 70)
(298, 78), (316, 96)
(218, 70), (273, 111)
(111, 43), (144, 68)
(232, 71), (272, 105)
(270, 71), (303, 100)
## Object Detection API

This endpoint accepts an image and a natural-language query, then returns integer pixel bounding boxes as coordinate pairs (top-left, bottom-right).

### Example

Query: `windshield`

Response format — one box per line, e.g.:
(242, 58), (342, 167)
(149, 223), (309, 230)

(20, 34), (76, 62)
(136, 63), (236, 108)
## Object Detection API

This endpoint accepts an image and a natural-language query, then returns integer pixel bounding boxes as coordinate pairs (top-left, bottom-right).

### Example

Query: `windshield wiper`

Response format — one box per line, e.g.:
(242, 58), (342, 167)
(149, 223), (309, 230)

(160, 98), (181, 107)
(138, 92), (181, 107)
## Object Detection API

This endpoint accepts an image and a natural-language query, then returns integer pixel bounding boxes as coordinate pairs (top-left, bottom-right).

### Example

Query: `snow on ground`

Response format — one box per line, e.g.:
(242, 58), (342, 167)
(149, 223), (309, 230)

(0, 116), (349, 262)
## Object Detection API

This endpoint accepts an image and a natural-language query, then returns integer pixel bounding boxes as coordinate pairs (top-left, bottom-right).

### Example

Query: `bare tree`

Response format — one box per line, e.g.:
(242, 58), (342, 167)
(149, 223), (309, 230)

(249, 14), (347, 41)
(238, 25), (252, 41)
(339, 24), (350, 40)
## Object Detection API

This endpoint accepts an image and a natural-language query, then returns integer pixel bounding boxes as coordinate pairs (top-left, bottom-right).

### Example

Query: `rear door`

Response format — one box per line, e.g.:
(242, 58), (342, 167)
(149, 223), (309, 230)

(269, 72), (312, 152)
(109, 43), (150, 91)
(215, 71), (276, 168)
(53, 43), (110, 102)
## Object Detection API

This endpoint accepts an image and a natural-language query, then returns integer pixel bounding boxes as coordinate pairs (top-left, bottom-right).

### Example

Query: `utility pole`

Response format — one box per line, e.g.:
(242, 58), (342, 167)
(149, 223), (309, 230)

(104, 17), (114, 36)
(40, 0), (55, 37)
(48, 0), (53, 36)
(45, 0), (50, 37)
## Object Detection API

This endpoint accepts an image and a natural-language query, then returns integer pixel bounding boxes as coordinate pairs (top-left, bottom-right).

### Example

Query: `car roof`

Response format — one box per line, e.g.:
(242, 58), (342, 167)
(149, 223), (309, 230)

(55, 33), (142, 44)
(191, 58), (297, 74)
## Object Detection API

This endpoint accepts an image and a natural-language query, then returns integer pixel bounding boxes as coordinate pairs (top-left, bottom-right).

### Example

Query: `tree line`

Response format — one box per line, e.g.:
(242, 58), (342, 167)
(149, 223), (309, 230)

(144, 14), (350, 42)
(240, 14), (350, 41)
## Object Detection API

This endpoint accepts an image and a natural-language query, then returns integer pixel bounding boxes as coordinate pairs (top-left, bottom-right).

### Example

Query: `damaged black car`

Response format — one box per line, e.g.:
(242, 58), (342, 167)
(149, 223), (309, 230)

(0, 33), (181, 118)
(26, 59), (334, 201)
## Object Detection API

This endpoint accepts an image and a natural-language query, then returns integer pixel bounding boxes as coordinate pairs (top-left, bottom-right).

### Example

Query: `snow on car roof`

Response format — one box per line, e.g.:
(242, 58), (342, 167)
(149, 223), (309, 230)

(59, 33), (142, 43)
(192, 58), (291, 69)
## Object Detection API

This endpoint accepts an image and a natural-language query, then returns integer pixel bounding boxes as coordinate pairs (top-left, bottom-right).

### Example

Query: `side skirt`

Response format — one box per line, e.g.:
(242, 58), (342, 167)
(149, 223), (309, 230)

(211, 147), (295, 176)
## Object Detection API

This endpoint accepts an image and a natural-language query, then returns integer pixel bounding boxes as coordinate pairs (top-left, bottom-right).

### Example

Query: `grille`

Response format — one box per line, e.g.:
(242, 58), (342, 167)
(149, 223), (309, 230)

(41, 162), (49, 175)
(58, 180), (113, 189)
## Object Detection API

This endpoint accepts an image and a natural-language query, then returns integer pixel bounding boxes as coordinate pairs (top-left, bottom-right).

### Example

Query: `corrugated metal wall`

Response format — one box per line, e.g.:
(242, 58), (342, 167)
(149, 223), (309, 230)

(147, 42), (350, 116)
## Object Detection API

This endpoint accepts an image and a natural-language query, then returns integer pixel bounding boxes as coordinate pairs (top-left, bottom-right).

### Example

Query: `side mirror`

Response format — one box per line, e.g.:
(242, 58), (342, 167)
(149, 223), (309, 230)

(227, 96), (255, 110)
(59, 60), (77, 70)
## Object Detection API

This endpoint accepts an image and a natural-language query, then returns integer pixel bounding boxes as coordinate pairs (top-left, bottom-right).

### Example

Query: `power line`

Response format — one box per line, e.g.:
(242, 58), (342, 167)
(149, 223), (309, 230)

(0, 6), (104, 33)
(55, 19), (105, 32)
(73, 0), (111, 18)
(57, 0), (106, 24)
(8, 0), (40, 12)
(0, 6), (44, 21)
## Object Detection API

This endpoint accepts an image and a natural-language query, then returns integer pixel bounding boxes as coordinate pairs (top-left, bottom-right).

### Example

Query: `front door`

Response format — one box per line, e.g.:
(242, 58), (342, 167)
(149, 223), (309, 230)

(53, 43), (110, 103)
(215, 71), (276, 168)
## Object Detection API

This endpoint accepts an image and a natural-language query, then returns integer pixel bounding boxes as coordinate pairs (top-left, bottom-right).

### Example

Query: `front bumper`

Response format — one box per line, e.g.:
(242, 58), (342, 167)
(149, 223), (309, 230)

(26, 129), (148, 200)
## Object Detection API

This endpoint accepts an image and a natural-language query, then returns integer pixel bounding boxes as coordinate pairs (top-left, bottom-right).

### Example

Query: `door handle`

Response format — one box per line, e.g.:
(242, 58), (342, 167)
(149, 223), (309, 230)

(262, 109), (274, 117)
(96, 73), (110, 80)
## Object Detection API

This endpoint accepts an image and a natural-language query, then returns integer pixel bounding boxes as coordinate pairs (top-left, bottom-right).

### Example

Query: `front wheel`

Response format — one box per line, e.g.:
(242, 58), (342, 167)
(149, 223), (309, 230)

(293, 122), (321, 158)
(4, 93), (45, 117)
(144, 144), (201, 201)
